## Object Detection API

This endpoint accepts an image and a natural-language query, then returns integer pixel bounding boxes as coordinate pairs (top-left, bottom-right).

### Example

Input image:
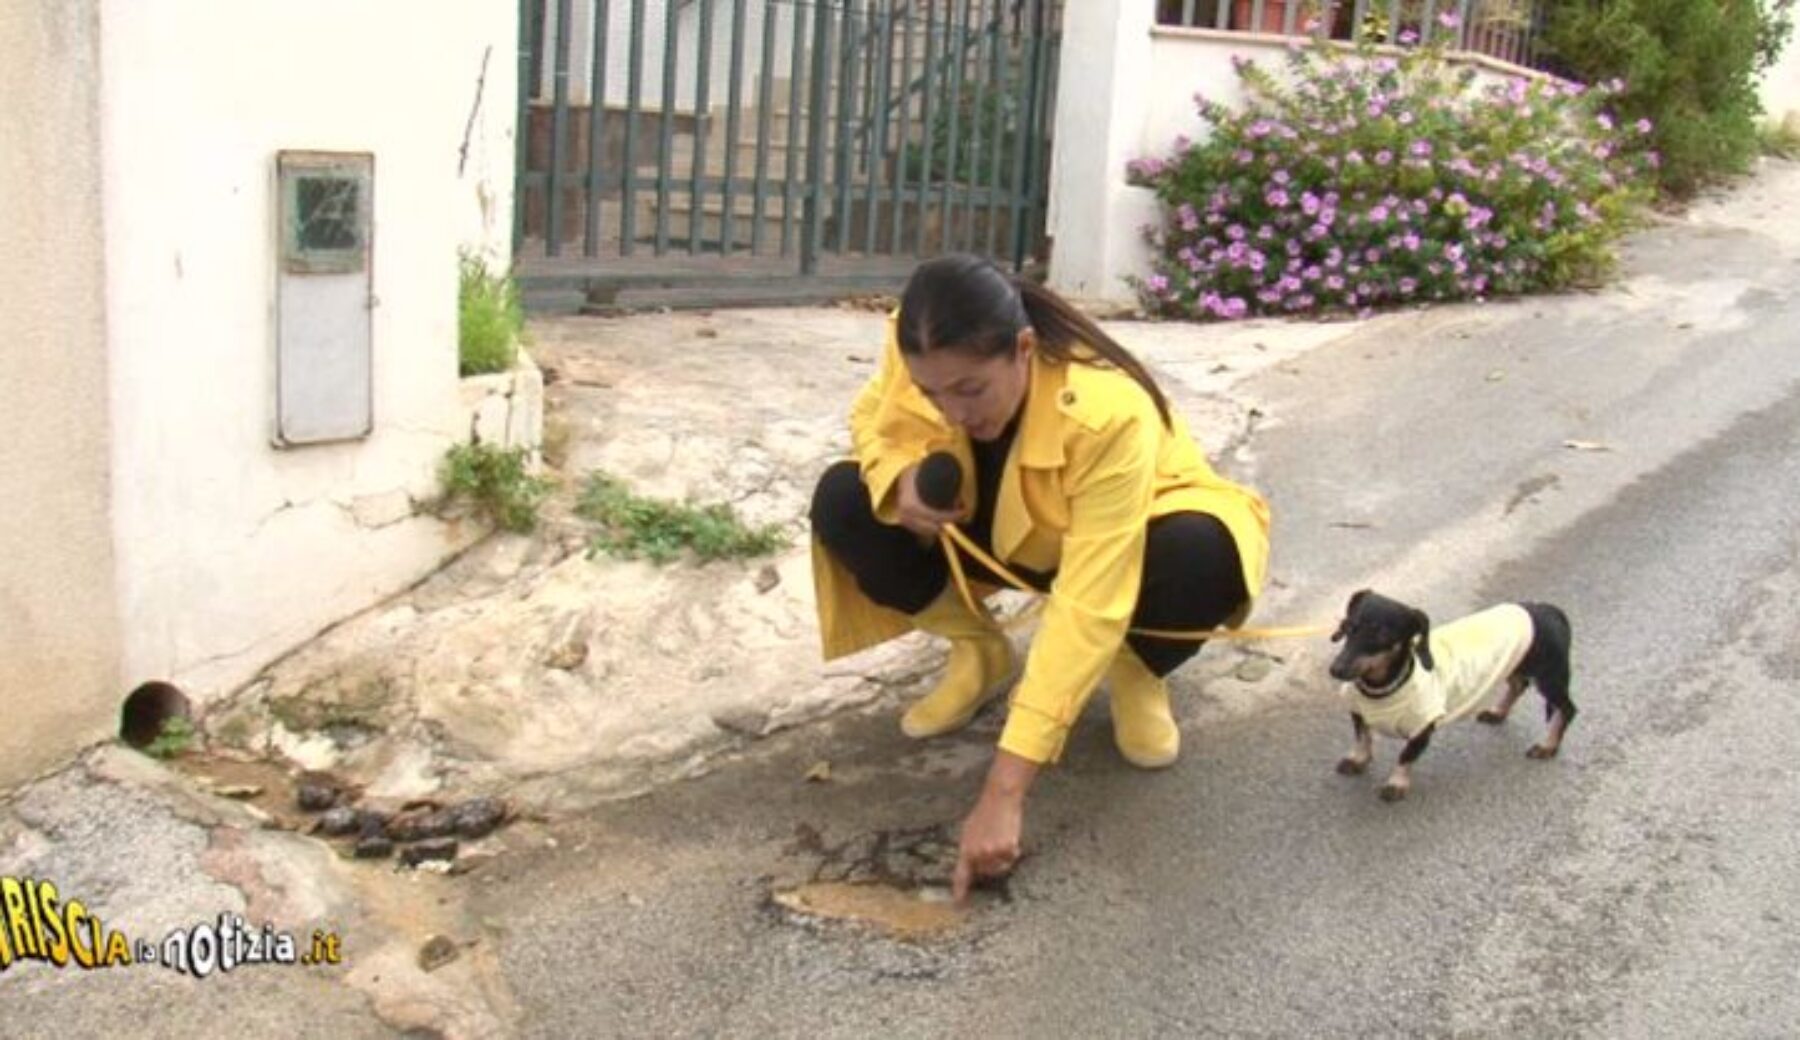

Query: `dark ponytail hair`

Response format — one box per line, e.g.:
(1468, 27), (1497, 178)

(895, 253), (1173, 428)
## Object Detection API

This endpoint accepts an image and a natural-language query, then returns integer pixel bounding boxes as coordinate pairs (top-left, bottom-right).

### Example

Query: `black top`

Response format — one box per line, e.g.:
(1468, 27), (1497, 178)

(962, 411), (1054, 591)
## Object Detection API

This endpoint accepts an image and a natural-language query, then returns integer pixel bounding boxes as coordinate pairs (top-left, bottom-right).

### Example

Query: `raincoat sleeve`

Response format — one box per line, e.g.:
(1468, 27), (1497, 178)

(997, 408), (1158, 764)
(847, 327), (941, 524)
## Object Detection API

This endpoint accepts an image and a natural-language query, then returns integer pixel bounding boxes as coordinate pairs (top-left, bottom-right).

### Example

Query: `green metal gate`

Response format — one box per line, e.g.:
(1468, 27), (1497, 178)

(513, 0), (1061, 310)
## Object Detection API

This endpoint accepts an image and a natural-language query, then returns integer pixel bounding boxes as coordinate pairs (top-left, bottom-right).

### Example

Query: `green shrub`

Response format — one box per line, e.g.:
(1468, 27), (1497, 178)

(577, 472), (788, 564)
(441, 443), (553, 533)
(1544, 0), (1794, 197)
(1126, 24), (1654, 320)
(459, 251), (522, 376)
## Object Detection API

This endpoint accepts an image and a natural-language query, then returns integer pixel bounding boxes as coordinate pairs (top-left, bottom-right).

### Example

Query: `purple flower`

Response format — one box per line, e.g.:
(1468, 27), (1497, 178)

(1636, 117), (1654, 134)
(1409, 140), (1433, 158)
(1235, 149), (1255, 165)
(1398, 277), (1418, 295)
(1437, 10), (1460, 28)
(1398, 112), (1415, 126)
(1398, 28), (1419, 45)
(1146, 274), (1170, 295)
(1272, 169), (1291, 185)
(1403, 232), (1421, 251)
(1221, 297), (1248, 319)
(1126, 157), (1166, 181)
(1266, 188), (1292, 208)
(1375, 150), (1394, 166)
(1369, 205), (1390, 222)
(1227, 224), (1247, 241)
(1301, 192), (1321, 216)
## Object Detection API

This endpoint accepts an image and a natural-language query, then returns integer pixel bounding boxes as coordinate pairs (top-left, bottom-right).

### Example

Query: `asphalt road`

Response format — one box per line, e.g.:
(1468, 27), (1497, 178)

(471, 174), (1800, 1038)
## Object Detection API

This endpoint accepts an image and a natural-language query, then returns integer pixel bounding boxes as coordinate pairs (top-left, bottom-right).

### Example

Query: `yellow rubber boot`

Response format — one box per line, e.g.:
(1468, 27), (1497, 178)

(900, 589), (1017, 739)
(1108, 647), (1180, 769)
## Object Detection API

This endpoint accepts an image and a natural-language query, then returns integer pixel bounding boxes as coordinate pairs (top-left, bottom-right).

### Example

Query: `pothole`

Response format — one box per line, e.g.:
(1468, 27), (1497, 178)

(767, 823), (1007, 941)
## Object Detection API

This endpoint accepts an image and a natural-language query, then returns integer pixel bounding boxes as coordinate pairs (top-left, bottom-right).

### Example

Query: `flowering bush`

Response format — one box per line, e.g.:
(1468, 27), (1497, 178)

(1126, 24), (1656, 320)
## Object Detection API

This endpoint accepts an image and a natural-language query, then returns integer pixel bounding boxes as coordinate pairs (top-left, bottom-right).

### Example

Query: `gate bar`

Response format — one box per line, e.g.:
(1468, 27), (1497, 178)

(751, 0), (776, 256)
(832, 1), (858, 254)
(782, 0), (810, 257)
(584, 0), (611, 256)
(546, 0), (576, 256)
(721, 0), (749, 255)
(890, 5), (916, 257)
(863, 1), (892, 255)
(688, 0), (715, 254)
(655, 0), (680, 253)
(914, 0), (939, 255)
(939, 0), (969, 257)
(621, 0), (646, 253)
(801, 0), (834, 273)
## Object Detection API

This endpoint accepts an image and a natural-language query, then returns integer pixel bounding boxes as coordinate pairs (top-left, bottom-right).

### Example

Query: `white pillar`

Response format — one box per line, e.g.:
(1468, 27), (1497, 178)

(1045, 0), (1161, 304)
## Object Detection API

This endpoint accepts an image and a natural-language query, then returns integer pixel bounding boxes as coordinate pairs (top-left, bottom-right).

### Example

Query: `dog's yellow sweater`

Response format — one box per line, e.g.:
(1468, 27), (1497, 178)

(1340, 604), (1535, 739)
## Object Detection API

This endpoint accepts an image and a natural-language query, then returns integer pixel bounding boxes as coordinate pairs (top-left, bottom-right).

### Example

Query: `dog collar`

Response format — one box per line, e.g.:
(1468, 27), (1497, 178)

(1355, 653), (1415, 699)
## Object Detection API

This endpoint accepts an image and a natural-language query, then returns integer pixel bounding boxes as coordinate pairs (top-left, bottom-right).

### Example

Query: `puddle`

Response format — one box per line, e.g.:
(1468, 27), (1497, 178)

(771, 881), (964, 940)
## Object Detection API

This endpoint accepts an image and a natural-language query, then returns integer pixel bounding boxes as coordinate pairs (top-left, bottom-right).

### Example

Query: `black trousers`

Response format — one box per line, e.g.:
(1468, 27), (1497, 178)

(809, 460), (1249, 677)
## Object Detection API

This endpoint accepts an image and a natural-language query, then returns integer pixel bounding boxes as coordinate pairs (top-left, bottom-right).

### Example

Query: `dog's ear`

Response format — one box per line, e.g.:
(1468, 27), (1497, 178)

(1411, 608), (1434, 670)
(1332, 589), (1370, 642)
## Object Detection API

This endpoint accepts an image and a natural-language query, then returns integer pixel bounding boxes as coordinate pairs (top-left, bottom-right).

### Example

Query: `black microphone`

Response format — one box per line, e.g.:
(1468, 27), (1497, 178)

(917, 451), (963, 511)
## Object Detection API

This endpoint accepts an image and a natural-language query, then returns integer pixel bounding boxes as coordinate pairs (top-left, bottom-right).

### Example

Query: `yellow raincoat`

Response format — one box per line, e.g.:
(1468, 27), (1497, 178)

(811, 315), (1271, 764)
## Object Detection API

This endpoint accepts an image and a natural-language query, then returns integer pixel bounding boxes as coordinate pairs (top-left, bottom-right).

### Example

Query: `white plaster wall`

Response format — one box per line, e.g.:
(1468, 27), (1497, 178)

(0, 0), (122, 785)
(1052, 17), (1546, 304)
(1044, 0), (1161, 300)
(100, 0), (517, 701)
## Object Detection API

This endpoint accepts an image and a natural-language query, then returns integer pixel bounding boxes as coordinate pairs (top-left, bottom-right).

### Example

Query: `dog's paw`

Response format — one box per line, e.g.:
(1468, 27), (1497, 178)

(1526, 743), (1560, 760)
(1476, 710), (1506, 725)
(1335, 756), (1369, 776)
(1378, 782), (1409, 802)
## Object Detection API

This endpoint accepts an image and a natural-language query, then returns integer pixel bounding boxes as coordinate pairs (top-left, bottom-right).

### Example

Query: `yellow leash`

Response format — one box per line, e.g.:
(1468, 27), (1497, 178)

(938, 522), (1331, 642)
